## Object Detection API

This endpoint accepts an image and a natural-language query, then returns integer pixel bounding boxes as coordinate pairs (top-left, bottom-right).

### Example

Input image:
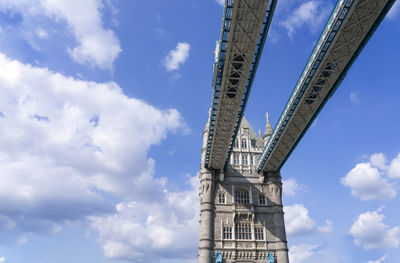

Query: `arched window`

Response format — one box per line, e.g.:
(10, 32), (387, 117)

(234, 139), (239, 148)
(218, 192), (226, 204)
(255, 227), (264, 240)
(235, 189), (249, 204)
(235, 223), (251, 240)
(242, 154), (248, 165)
(223, 226), (232, 239)
(251, 139), (256, 148)
(241, 139), (247, 149)
(233, 154), (239, 165)
(259, 194), (266, 205)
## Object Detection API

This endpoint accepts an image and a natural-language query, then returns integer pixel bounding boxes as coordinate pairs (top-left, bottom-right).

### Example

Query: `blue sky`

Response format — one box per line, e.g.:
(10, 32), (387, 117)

(0, 0), (399, 262)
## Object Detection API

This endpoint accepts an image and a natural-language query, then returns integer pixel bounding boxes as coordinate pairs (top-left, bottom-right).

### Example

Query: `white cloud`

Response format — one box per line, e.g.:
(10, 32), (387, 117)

(370, 153), (388, 170)
(267, 29), (280, 43)
(366, 255), (388, 263)
(91, 175), (199, 262)
(284, 204), (315, 236)
(388, 153), (400, 179)
(350, 208), (400, 250)
(341, 162), (396, 201)
(289, 244), (318, 263)
(35, 27), (48, 39)
(280, 1), (331, 37)
(163, 42), (190, 72)
(17, 237), (28, 246)
(0, 257), (4, 263)
(0, 53), (183, 235)
(0, 215), (16, 230)
(0, 0), (121, 70)
(350, 91), (359, 104)
(317, 220), (333, 233)
(282, 178), (304, 196)
(215, 0), (225, 6)
(388, 1), (400, 19)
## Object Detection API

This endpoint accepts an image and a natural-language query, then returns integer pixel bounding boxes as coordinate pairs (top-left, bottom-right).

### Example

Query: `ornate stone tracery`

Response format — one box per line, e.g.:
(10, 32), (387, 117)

(200, 116), (288, 263)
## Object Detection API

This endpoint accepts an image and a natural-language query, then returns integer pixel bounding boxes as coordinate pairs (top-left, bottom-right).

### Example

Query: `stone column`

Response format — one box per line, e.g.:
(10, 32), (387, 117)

(198, 168), (215, 263)
(267, 171), (289, 263)
(273, 209), (289, 263)
(276, 249), (290, 263)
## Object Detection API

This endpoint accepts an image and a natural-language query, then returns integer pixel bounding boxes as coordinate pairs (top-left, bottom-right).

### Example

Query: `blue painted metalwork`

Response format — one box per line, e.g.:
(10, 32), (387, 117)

(257, 0), (396, 173)
(216, 252), (223, 263)
(204, 0), (233, 168)
(256, 0), (353, 173)
(223, 0), (278, 170)
(203, 0), (278, 169)
(267, 252), (275, 263)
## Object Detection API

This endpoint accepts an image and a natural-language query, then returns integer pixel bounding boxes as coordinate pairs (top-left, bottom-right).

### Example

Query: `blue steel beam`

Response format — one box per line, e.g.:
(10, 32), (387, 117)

(204, 0), (277, 170)
(223, 0), (278, 170)
(204, 1), (233, 169)
(257, 0), (396, 173)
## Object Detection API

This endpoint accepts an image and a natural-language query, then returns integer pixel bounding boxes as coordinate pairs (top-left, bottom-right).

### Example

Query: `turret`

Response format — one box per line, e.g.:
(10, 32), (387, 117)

(263, 112), (273, 146)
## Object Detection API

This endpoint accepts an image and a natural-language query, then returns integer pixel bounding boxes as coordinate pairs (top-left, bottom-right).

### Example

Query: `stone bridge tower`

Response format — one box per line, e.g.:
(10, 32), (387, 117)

(199, 116), (289, 263)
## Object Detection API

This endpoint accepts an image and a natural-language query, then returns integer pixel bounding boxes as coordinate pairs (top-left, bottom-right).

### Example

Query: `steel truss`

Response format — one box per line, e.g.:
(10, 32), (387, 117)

(257, 0), (396, 173)
(205, 0), (277, 170)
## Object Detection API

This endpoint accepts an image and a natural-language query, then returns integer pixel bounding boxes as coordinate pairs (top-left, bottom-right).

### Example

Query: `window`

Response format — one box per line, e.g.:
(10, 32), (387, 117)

(241, 139), (247, 149)
(234, 139), (239, 148)
(255, 227), (264, 240)
(242, 154), (248, 165)
(235, 223), (252, 240)
(250, 155), (254, 166)
(251, 139), (256, 148)
(235, 189), (249, 204)
(218, 193), (225, 204)
(259, 194), (266, 205)
(223, 226), (232, 239)
(233, 154), (239, 165)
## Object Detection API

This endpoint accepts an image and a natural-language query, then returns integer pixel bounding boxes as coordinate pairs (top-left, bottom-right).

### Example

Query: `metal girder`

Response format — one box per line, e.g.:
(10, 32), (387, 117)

(257, 0), (396, 173)
(204, 0), (277, 170)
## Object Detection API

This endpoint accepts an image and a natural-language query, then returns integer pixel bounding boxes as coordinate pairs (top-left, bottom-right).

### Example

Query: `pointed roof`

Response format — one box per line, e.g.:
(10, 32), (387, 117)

(264, 112), (273, 138)
(240, 116), (264, 148)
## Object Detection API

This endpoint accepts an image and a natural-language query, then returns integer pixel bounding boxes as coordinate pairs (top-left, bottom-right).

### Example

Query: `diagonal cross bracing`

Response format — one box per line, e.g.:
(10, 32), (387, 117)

(205, 0), (277, 170)
(257, 0), (396, 173)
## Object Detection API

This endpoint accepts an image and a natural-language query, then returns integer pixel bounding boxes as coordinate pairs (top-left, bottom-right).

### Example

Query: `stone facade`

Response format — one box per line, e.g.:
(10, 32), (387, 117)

(199, 117), (289, 263)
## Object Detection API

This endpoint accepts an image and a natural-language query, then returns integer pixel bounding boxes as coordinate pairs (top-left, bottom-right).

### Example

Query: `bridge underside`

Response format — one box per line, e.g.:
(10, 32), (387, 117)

(257, 0), (396, 173)
(205, 0), (275, 171)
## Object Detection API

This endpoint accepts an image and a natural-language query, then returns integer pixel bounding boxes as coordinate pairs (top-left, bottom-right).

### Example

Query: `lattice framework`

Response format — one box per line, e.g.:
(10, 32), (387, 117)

(205, 0), (275, 170)
(257, 0), (396, 173)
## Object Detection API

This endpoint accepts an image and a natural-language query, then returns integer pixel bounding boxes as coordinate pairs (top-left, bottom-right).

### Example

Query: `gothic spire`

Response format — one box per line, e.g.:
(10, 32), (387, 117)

(263, 112), (273, 139)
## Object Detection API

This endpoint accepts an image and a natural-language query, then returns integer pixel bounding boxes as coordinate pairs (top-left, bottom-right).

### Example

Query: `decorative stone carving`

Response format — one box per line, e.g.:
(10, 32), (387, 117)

(259, 175), (265, 183)
(223, 242), (233, 248)
(219, 172), (225, 182)
(256, 242), (267, 249)
(234, 211), (253, 221)
(199, 117), (289, 263)
(236, 242), (253, 249)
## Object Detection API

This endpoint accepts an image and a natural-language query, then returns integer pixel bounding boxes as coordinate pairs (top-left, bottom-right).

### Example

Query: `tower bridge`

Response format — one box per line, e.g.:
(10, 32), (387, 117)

(199, 0), (396, 262)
